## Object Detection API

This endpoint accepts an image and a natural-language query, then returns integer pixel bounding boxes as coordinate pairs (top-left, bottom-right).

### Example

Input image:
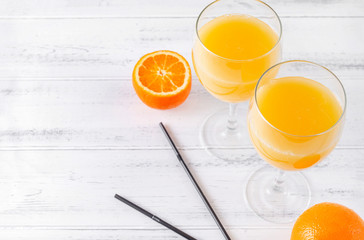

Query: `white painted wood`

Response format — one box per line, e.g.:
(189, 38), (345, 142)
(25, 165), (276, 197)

(0, 77), (362, 148)
(0, 0), (363, 239)
(0, 0), (363, 18)
(0, 18), (363, 79)
(0, 229), (291, 240)
(0, 149), (362, 229)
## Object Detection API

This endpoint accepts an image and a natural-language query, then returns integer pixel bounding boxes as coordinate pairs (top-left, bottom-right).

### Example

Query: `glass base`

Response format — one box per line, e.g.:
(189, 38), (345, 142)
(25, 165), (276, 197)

(200, 105), (250, 161)
(245, 165), (311, 223)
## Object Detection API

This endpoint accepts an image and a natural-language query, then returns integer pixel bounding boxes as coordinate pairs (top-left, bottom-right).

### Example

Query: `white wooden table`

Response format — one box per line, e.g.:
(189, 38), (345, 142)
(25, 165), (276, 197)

(0, 0), (363, 239)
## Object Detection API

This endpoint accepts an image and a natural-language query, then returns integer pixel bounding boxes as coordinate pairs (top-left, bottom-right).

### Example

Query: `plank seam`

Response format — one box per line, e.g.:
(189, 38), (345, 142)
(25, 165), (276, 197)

(0, 226), (292, 230)
(0, 146), (361, 151)
(0, 16), (363, 20)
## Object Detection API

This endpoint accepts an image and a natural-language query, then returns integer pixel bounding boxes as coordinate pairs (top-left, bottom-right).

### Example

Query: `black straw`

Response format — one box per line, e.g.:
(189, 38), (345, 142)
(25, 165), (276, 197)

(114, 194), (197, 240)
(159, 122), (232, 240)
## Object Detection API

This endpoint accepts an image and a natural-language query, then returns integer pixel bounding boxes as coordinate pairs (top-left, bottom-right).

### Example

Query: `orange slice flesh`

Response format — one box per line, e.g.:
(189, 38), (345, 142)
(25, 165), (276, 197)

(132, 50), (191, 109)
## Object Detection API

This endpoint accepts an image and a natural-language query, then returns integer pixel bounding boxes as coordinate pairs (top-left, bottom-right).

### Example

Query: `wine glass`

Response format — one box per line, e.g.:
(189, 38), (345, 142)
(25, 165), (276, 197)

(192, 0), (282, 160)
(246, 60), (346, 223)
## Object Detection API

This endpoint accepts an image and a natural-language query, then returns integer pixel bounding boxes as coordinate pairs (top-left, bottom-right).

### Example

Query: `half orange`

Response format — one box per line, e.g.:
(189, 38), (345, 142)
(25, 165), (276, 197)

(132, 50), (192, 110)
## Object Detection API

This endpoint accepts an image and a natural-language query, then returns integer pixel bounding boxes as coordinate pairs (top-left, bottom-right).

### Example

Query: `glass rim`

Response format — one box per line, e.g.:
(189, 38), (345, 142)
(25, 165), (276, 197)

(254, 60), (347, 138)
(195, 0), (282, 62)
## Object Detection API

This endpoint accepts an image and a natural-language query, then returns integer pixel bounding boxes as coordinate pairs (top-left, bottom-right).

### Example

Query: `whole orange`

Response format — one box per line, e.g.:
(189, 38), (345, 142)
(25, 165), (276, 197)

(291, 202), (364, 240)
(132, 50), (192, 110)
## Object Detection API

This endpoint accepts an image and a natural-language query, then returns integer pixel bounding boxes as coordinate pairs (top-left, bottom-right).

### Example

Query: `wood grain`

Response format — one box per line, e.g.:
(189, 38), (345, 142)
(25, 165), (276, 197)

(0, 0), (363, 239)
(0, 77), (362, 148)
(0, 229), (291, 240)
(0, 148), (362, 229)
(0, 18), (363, 79)
(0, 0), (363, 18)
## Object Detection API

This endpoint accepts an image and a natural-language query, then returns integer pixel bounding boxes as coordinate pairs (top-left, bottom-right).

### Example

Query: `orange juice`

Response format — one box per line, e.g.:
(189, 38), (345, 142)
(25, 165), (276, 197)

(192, 14), (280, 102)
(248, 76), (343, 170)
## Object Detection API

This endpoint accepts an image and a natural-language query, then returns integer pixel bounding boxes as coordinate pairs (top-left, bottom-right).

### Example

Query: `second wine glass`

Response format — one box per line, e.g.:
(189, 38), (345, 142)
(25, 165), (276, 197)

(246, 60), (347, 223)
(192, 0), (282, 160)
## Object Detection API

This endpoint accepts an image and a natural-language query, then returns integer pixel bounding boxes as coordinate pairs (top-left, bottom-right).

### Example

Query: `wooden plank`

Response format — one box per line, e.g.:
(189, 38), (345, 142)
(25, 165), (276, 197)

(0, 148), (362, 228)
(0, 1), (361, 238)
(0, 228), (291, 240)
(0, 0), (363, 18)
(0, 76), (361, 148)
(0, 18), (362, 79)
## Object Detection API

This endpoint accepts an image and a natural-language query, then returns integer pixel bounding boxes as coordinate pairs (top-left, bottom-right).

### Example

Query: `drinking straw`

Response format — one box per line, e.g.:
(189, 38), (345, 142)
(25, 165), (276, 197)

(114, 194), (198, 240)
(159, 122), (232, 240)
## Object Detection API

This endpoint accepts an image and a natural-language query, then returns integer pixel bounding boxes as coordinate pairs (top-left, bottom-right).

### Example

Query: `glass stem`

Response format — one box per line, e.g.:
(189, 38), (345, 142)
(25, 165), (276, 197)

(227, 103), (238, 132)
(272, 170), (286, 192)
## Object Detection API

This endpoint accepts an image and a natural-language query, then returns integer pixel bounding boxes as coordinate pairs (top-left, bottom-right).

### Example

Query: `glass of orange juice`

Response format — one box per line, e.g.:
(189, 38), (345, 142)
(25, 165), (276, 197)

(192, 0), (282, 160)
(246, 60), (346, 223)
